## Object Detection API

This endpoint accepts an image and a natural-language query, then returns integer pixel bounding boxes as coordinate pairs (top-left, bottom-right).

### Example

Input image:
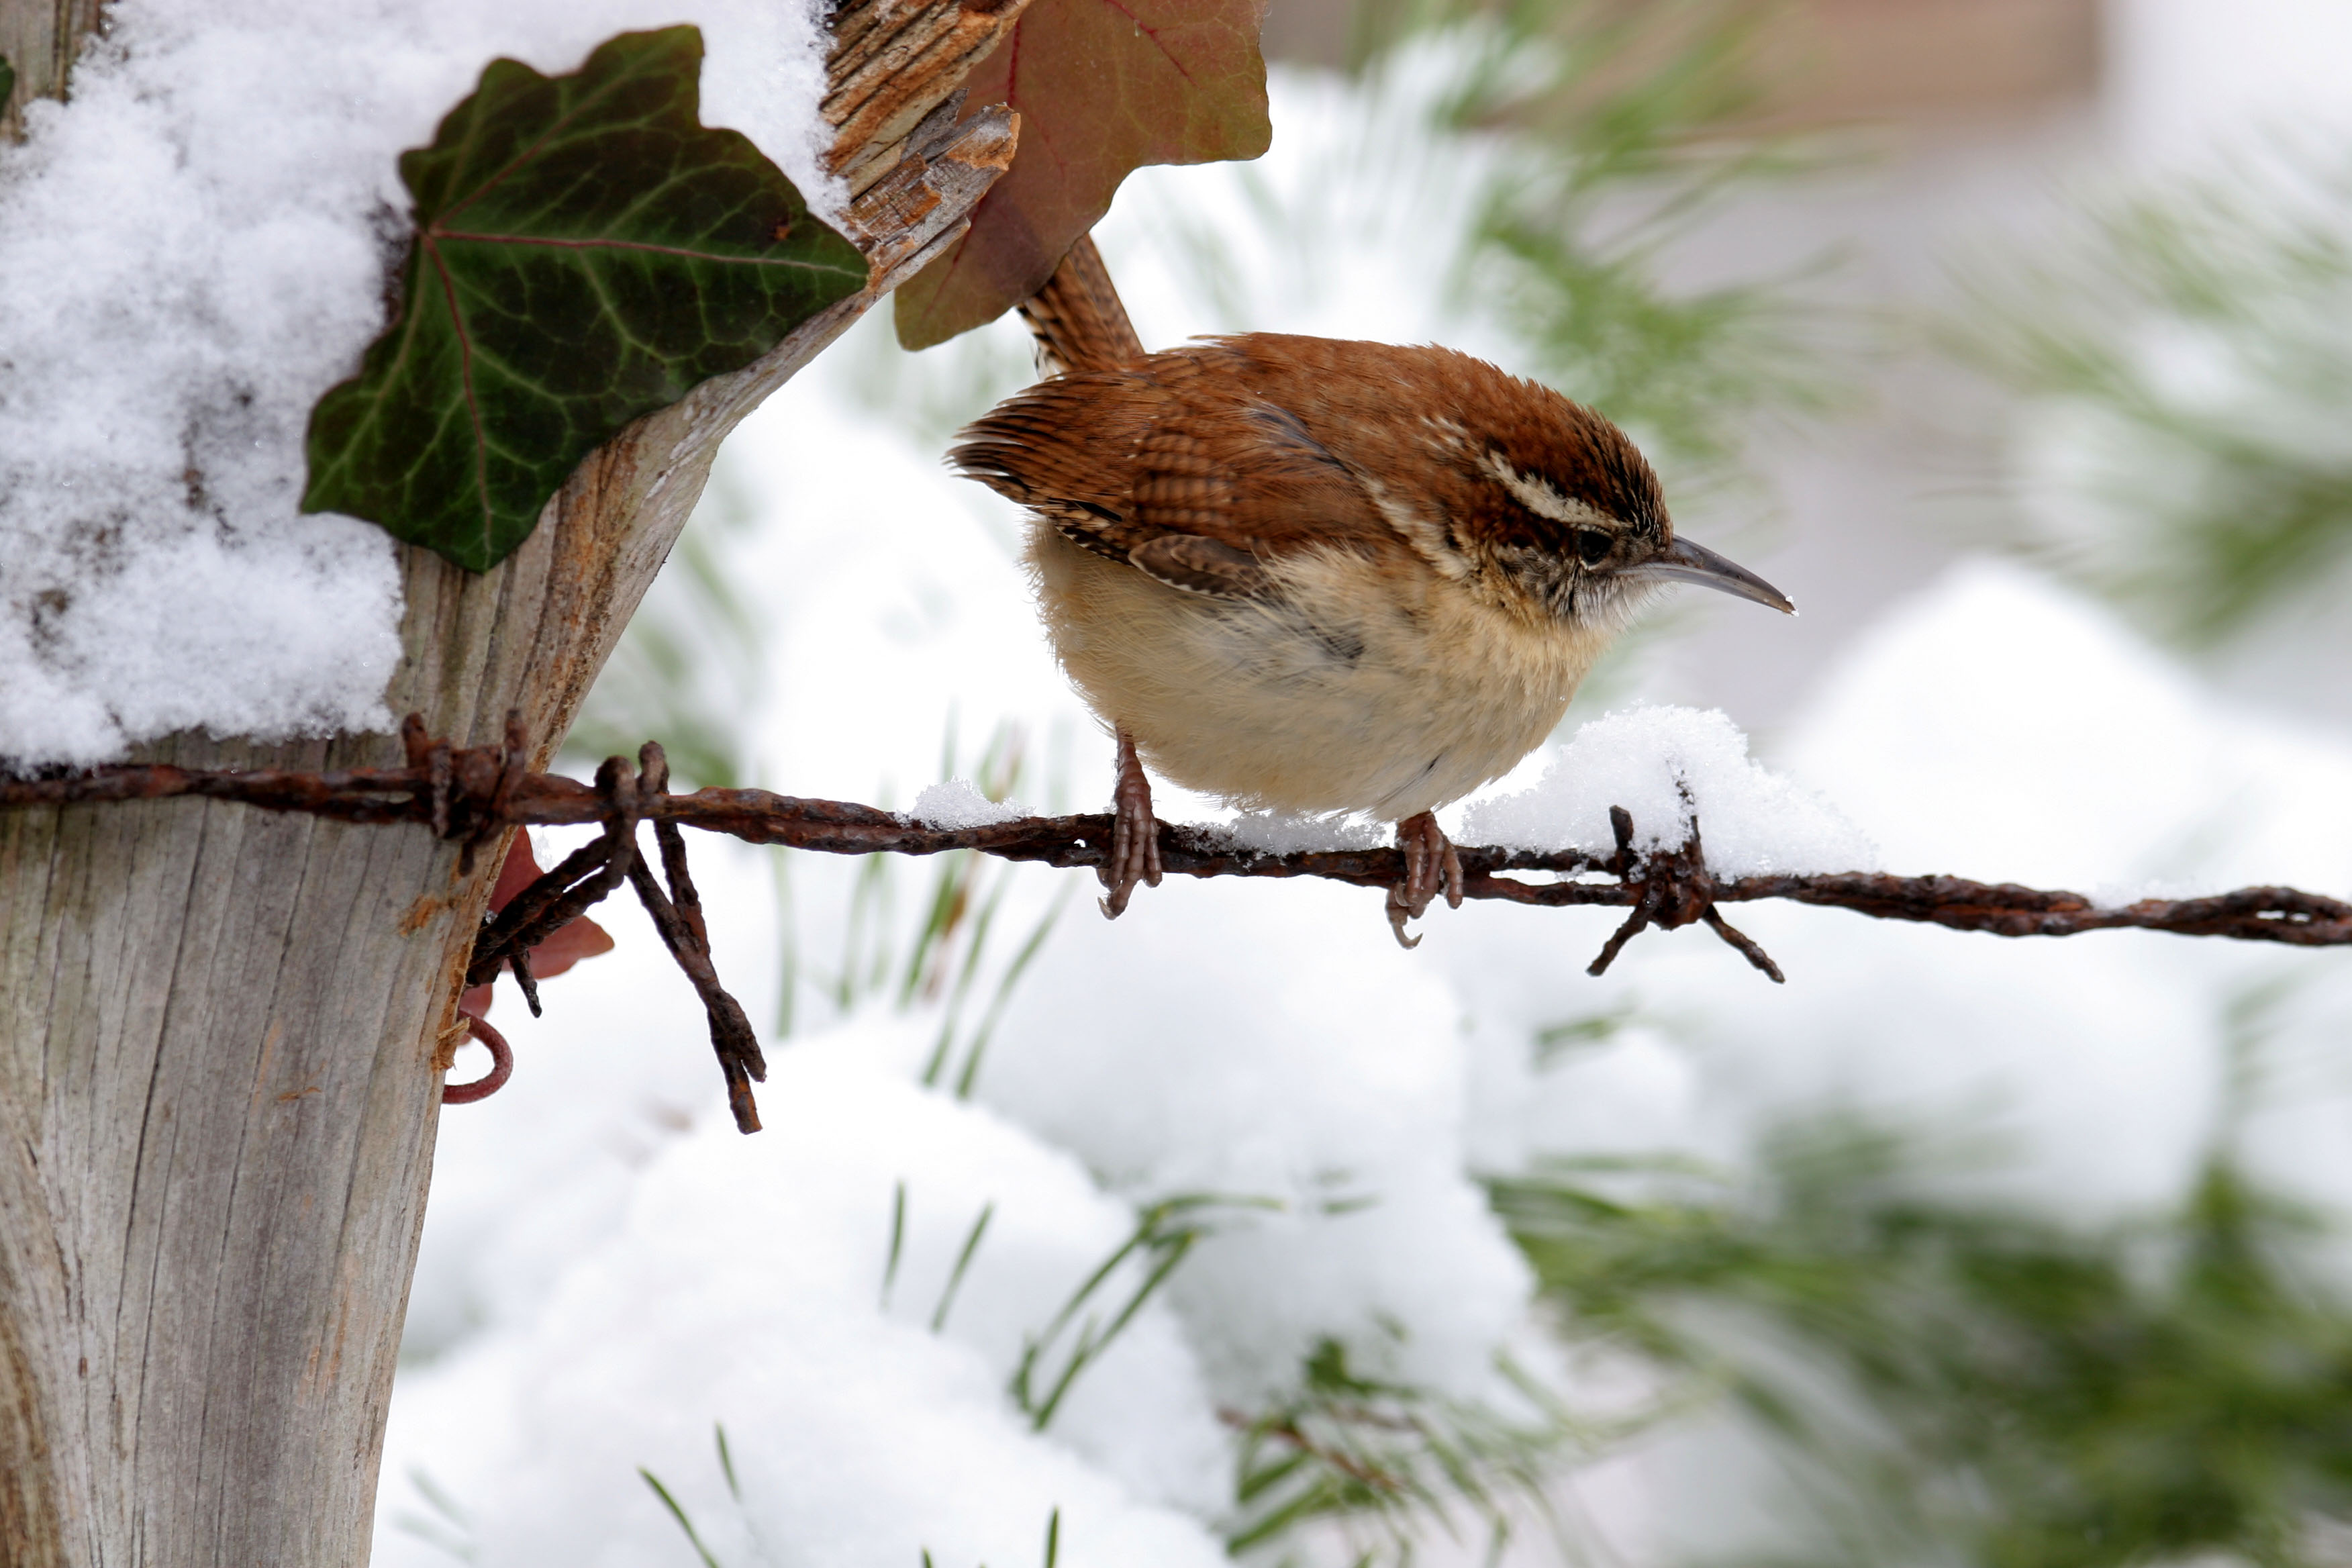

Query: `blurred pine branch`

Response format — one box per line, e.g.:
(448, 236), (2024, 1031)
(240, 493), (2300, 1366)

(1013, 1193), (1280, 1432)
(1496, 1120), (2352, 1568)
(1224, 1339), (1602, 1566)
(1971, 148), (2352, 648)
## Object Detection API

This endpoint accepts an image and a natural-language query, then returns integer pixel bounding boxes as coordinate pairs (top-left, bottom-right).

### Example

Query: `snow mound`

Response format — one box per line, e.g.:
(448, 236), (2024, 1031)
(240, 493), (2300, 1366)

(1462, 704), (1879, 877)
(385, 1036), (1230, 1568)
(977, 877), (1532, 1408)
(0, 0), (836, 766)
(910, 779), (1030, 829)
(1785, 559), (2352, 897)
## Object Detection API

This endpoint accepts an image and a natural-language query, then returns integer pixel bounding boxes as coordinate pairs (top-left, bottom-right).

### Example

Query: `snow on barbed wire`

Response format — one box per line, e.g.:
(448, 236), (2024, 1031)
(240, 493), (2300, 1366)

(1462, 704), (1880, 877)
(0, 0), (835, 767)
(910, 779), (1032, 830)
(1213, 810), (1391, 855)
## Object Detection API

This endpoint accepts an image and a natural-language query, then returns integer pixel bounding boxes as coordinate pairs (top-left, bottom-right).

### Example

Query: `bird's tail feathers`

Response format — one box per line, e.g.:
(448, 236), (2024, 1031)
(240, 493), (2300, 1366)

(1018, 233), (1145, 375)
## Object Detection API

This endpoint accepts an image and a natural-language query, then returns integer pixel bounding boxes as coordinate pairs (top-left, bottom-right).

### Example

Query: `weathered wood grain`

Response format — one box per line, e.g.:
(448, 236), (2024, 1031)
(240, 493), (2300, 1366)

(0, 3), (1021, 1561)
(0, 0), (101, 142)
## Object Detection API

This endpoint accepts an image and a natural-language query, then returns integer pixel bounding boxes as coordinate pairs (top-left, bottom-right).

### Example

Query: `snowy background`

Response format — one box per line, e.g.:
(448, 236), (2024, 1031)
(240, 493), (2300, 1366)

(373, 3), (2352, 1558)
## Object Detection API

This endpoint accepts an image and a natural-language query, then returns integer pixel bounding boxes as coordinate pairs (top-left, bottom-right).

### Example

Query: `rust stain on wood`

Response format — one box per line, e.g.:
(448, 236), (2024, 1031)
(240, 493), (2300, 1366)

(248, 1018), (285, 1112)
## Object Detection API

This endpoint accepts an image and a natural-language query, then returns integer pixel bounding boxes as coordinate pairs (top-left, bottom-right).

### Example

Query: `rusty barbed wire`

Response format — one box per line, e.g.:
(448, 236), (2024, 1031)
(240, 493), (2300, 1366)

(6, 716), (2348, 1130)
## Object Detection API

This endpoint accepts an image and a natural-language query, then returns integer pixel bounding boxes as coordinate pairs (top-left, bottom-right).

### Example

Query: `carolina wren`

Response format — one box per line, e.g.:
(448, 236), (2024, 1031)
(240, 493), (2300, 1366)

(954, 236), (1793, 945)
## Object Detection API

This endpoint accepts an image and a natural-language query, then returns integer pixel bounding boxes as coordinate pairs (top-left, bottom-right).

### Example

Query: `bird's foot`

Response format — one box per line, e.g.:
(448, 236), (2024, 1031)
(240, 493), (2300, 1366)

(1100, 729), (1164, 919)
(1386, 810), (1464, 949)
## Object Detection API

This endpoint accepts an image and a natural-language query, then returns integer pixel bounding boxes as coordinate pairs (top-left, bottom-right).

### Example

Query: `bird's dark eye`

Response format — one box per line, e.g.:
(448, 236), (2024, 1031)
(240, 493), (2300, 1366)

(1574, 528), (1613, 567)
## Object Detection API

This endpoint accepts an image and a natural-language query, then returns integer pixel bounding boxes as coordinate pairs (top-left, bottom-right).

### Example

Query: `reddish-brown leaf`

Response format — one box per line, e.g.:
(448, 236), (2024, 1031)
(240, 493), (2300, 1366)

(462, 832), (616, 1016)
(893, 0), (1270, 349)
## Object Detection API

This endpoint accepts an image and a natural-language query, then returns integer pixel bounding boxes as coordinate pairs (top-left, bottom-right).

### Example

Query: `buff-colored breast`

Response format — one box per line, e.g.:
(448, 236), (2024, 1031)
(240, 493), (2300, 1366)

(1029, 523), (1613, 821)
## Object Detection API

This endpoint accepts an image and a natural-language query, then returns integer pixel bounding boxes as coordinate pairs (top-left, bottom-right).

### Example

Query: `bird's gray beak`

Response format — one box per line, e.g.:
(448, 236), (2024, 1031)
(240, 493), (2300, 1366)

(1622, 535), (1796, 614)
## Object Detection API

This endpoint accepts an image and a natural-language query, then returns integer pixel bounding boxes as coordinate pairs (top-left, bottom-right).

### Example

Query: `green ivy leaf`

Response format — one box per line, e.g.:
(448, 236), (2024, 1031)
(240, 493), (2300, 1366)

(0, 53), (17, 113)
(304, 27), (867, 572)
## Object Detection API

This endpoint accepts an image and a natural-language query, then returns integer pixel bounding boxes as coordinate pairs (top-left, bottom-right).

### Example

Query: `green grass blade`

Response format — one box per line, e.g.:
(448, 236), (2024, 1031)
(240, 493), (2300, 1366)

(640, 1467), (726, 1568)
(931, 1202), (993, 1332)
(882, 1179), (908, 1309)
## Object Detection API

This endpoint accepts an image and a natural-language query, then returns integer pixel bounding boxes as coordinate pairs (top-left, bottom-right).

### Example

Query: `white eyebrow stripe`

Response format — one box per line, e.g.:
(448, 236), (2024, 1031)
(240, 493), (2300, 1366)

(1482, 453), (1609, 528)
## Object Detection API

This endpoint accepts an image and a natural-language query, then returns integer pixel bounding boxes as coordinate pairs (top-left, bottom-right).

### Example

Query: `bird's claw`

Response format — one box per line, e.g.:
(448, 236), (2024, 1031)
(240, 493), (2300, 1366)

(1100, 729), (1163, 920)
(1386, 811), (1463, 948)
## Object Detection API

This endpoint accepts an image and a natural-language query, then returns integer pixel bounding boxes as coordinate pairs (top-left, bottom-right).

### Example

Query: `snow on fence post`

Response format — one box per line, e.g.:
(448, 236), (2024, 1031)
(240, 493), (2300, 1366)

(0, 2), (1019, 1561)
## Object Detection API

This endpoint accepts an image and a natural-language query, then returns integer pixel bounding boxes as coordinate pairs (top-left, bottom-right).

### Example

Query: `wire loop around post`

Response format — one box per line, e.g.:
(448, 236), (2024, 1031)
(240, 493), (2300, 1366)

(441, 1008), (513, 1105)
